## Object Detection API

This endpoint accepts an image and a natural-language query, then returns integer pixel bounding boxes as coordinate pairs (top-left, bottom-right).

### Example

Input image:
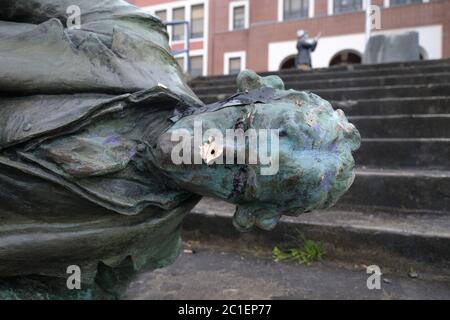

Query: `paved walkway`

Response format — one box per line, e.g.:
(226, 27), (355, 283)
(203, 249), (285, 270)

(123, 244), (450, 300)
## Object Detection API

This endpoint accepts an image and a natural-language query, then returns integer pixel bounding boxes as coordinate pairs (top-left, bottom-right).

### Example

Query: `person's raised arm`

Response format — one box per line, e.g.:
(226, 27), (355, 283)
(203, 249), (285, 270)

(310, 33), (321, 52)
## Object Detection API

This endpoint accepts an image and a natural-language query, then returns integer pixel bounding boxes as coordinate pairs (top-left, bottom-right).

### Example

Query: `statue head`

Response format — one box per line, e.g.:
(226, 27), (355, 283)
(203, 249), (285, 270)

(297, 29), (307, 39)
(151, 70), (360, 231)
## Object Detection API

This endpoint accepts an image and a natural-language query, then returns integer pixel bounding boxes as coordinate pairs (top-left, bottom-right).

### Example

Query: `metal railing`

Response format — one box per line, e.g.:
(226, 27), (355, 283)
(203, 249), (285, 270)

(164, 20), (191, 74)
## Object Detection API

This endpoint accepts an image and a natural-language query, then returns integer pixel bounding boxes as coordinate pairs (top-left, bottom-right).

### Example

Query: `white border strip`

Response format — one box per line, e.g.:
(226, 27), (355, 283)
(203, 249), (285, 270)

(229, 0), (250, 31)
(224, 51), (247, 75)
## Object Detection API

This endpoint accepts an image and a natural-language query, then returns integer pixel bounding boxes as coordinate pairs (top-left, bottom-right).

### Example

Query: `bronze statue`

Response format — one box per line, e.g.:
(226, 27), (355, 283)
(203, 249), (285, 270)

(0, 0), (360, 299)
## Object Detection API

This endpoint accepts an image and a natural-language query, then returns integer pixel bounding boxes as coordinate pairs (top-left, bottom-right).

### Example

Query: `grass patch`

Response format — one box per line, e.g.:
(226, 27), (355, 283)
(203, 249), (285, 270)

(273, 233), (324, 265)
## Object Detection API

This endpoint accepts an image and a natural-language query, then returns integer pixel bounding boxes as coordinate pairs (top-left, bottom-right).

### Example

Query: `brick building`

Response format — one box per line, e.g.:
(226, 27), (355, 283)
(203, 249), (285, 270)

(129, 0), (450, 76)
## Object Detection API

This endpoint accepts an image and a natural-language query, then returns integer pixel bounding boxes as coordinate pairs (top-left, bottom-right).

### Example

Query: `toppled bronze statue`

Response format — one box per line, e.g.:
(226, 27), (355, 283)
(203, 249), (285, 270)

(0, 0), (360, 299)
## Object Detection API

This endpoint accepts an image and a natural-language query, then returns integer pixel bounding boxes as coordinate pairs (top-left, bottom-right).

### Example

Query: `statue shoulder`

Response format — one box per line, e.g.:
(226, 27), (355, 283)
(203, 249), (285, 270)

(0, 87), (191, 151)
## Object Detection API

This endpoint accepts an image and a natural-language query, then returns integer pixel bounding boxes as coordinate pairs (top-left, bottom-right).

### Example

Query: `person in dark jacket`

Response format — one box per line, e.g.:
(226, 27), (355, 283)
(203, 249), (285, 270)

(296, 30), (321, 71)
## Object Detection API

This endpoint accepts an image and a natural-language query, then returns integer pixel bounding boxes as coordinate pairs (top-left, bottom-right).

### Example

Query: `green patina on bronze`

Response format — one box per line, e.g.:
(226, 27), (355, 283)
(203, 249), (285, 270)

(155, 70), (360, 231)
(0, 1), (360, 299)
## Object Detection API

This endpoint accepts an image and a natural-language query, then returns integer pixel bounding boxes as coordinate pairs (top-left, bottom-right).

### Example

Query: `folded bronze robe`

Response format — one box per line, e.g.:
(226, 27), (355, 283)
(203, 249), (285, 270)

(0, 0), (203, 285)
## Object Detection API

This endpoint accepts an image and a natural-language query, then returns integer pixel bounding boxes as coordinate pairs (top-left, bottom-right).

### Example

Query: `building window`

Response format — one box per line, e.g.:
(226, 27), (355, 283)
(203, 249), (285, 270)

(233, 6), (246, 30)
(224, 51), (246, 75)
(172, 7), (185, 41)
(191, 4), (204, 39)
(283, 0), (309, 20)
(190, 55), (204, 76)
(333, 0), (363, 14)
(154, 10), (167, 22)
(229, 58), (242, 75)
(229, 1), (249, 31)
(390, 0), (423, 7)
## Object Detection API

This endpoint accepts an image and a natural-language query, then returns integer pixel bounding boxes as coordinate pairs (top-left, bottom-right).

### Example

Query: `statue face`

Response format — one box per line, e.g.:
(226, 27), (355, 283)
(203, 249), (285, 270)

(153, 68), (361, 232)
(152, 88), (360, 231)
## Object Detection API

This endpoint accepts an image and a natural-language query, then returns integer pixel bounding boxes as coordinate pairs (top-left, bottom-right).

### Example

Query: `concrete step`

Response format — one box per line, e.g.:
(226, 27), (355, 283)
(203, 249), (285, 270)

(197, 84), (450, 104)
(181, 170), (439, 214)
(349, 114), (450, 138)
(356, 138), (450, 170)
(192, 73), (450, 96)
(190, 167), (450, 220)
(272, 57), (450, 76)
(309, 84), (450, 101)
(333, 97), (450, 116)
(192, 58), (450, 82)
(168, 59), (450, 289)
(185, 197), (450, 276)
(191, 65), (450, 88)
(274, 58), (450, 76)
(338, 168), (450, 213)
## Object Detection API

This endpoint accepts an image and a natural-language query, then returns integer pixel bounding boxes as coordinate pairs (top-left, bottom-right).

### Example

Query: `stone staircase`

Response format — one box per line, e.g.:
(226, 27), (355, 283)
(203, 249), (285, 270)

(184, 59), (450, 273)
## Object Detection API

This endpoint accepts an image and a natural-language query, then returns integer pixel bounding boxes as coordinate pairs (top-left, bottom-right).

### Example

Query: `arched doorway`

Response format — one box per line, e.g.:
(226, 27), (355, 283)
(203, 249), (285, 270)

(329, 50), (362, 67)
(279, 55), (297, 70)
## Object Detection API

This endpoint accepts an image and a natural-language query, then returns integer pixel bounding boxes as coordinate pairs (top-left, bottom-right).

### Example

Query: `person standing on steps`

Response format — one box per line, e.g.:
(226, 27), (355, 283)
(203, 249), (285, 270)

(296, 30), (321, 71)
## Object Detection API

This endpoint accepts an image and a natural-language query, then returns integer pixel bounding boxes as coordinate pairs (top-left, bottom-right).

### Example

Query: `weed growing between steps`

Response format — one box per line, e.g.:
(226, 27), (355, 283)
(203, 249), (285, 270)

(273, 233), (325, 265)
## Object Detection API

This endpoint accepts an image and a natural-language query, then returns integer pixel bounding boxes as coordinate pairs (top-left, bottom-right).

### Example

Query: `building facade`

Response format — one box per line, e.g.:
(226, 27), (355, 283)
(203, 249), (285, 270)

(130, 0), (450, 76)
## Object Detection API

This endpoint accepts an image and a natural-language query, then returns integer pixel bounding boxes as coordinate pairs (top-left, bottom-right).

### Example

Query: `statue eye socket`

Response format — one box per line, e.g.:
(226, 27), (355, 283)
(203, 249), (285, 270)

(279, 129), (288, 137)
(234, 119), (245, 130)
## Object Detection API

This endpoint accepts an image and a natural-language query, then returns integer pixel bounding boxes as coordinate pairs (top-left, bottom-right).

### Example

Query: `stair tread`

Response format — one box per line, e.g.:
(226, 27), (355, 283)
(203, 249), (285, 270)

(285, 209), (450, 238)
(349, 114), (450, 119)
(192, 72), (450, 89)
(194, 60), (450, 79)
(362, 137), (450, 142)
(333, 96), (450, 103)
(191, 60), (450, 218)
(195, 96), (450, 103)
(192, 198), (450, 238)
(193, 66), (450, 84)
(311, 83), (450, 92)
(355, 167), (450, 178)
(196, 82), (450, 95)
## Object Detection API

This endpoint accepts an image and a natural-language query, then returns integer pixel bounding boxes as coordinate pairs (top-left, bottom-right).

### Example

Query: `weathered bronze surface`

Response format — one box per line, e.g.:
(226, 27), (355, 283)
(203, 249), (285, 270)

(0, 0), (360, 299)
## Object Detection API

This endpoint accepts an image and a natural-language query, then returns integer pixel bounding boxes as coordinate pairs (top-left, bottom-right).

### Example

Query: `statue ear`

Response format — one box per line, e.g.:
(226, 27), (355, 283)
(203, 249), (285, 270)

(237, 70), (285, 92)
